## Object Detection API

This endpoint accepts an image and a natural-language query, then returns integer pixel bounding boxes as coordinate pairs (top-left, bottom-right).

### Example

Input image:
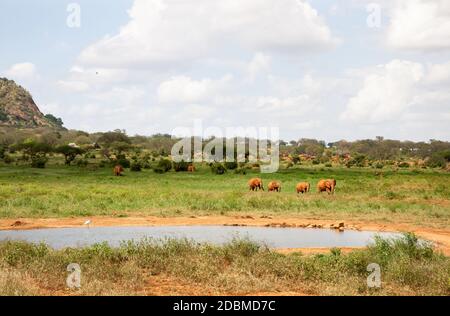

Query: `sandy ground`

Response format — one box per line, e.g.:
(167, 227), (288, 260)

(1, 215), (449, 255)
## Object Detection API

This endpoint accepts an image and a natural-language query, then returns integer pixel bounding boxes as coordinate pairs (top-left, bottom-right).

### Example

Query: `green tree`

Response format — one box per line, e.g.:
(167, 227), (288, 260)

(56, 145), (84, 165)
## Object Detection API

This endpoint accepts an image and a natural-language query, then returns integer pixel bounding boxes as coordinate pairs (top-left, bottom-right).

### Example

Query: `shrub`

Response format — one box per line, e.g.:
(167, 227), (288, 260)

(75, 159), (88, 167)
(211, 162), (226, 175)
(234, 167), (248, 175)
(224, 161), (238, 170)
(115, 155), (130, 168)
(426, 153), (447, 169)
(285, 161), (294, 169)
(130, 162), (142, 172)
(99, 160), (112, 168)
(2, 154), (14, 164)
(154, 159), (172, 173)
(374, 162), (384, 169)
(173, 160), (189, 172)
(398, 162), (410, 168)
(30, 156), (48, 168)
(325, 163), (332, 168)
(56, 145), (84, 165)
(312, 159), (320, 165)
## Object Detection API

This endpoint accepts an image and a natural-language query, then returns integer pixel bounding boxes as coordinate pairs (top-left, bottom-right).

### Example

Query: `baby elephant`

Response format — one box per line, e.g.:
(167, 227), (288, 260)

(317, 179), (337, 194)
(268, 181), (281, 192)
(114, 165), (124, 176)
(296, 182), (310, 194)
(248, 178), (264, 191)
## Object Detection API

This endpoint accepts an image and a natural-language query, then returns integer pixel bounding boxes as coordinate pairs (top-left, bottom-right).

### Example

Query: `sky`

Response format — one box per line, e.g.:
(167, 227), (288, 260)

(1, 0), (450, 142)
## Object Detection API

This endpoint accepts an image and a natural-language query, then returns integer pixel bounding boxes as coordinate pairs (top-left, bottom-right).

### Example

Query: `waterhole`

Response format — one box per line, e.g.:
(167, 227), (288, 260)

(0, 225), (401, 249)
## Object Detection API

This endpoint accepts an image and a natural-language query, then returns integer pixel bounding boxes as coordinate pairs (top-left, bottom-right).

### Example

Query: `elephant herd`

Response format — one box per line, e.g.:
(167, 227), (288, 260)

(113, 164), (337, 195)
(248, 178), (337, 195)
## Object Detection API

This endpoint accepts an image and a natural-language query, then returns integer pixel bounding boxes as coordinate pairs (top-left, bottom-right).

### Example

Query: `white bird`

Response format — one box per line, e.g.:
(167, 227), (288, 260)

(83, 220), (91, 228)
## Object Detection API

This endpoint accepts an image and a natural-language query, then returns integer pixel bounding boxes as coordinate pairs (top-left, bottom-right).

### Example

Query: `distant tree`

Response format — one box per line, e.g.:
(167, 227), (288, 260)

(16, 140), (53, 168)
(56, 145), (84, 165)
(44, 114), (64, 127)
(97, 131), (131, 146)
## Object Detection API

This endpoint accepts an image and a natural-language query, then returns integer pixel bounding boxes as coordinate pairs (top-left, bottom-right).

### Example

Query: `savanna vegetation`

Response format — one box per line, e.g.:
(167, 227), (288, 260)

(0, 128), (449, 228)
(0, 127), (449, 296)
(0, 234), (448, 296)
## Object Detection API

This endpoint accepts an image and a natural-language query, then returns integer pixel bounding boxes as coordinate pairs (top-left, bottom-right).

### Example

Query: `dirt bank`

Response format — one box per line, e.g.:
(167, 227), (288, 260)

(0, 215), (449, 255)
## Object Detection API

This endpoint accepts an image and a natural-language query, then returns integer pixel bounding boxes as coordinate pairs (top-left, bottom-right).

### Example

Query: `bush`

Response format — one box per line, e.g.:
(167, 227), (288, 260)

(224, 161), (238, 170)
(211, 162), (226, 175)
(75, 159), (88, 167)
(30, 156), (48, 168)
(234, 167), (248, 175)
(130, 162), (142, 172)
(2, 154), (14, 164)
(426, 153), (447, 169)
(398, 162), (410, 168)
(154, 159), (172, 173)
(325, 163), (332, 168)
(173, 160), (189, 172)
(312, 159), (320, 165)
(285, 161), (294, 169)
(374, 162), (384, 169)
(115, 155), (130, 169)
(99, 160), (113, 168)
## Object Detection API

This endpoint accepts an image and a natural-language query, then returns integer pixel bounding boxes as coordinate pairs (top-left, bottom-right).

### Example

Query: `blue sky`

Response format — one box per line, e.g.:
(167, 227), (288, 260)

(1, 0), (449, 142)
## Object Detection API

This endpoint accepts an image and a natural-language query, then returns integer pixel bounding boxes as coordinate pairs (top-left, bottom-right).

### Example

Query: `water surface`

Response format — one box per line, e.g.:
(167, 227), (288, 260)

(0, 225), (401, 249)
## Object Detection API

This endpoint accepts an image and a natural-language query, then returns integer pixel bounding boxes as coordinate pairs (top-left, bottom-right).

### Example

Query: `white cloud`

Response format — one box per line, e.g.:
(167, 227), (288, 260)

(246, 53), (271, 81)
(157, 75), (232, 103)
(57, 80), (89, 92)
(341, 59), (450, 123)
(387, 0), (450, 51)
(4, 62), (37, 80)
(78, 0), (338, 68)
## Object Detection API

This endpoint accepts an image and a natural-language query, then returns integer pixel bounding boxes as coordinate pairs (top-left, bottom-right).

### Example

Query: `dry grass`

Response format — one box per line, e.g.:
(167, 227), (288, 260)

(0, 234), (448, 296)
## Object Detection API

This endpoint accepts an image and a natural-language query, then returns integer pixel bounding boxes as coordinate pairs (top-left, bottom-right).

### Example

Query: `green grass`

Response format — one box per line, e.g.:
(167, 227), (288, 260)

(0, 164), (449, 228)
(0, 234), (448, 296)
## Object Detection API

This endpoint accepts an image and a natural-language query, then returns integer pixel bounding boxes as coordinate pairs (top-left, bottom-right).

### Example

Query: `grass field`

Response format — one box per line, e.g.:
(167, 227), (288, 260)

(1, 234), (448, 296)
(0, 165), (449, 228)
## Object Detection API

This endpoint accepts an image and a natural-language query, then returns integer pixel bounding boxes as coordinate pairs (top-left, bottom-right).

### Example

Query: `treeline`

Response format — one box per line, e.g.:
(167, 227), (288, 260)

(0, 127), (449, 169)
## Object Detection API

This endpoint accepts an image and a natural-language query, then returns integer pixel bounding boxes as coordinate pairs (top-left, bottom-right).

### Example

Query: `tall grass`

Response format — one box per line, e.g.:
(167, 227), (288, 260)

(0, 234), (448, 296)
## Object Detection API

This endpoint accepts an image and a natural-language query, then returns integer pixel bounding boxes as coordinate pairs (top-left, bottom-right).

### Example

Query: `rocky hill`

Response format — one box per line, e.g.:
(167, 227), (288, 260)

(0, 78), (62, 128)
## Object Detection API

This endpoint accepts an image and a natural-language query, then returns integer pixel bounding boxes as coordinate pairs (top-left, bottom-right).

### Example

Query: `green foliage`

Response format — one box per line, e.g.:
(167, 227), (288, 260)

(75, 158), (88, 167)
(234, 167), (248, 175)
(56, 145), (84, 165)
(398, 162), (410, 168)
(373, 162), (384, 169)
(2, 154), (13, 164)
(130, 161), (142, 172)
(30, 156), (48, 168)
(115, 154), (130, 169)
(224, 161), (238, 170)
(211, 162), (226, 175)
(0, 109), (8, 122)
(173, 160), (189, 172)
(15, 140), (52, 168)
(154, 159), (172, 173)
(426, 151), (450, 169)
(44, 114), (63, 127)
(97, 131), (131, 146)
